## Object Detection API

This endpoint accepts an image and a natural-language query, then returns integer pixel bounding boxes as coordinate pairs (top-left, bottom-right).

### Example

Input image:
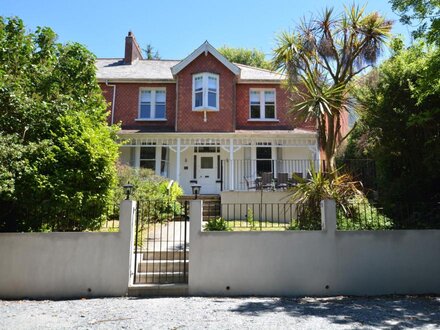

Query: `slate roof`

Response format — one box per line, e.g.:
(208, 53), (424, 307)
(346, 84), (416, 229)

(96, 59), (285, 82)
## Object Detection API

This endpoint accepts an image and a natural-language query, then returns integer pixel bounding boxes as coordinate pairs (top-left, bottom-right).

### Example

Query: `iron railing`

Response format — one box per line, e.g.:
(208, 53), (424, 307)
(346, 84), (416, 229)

(337, 202), (440, 230)
(133, 200), (189, 285)
(0, 201), (120, 232)
(203, 201), (321, 231)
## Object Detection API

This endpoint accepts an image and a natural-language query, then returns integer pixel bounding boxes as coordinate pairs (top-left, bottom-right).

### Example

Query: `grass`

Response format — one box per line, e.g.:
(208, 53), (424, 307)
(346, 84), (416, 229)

(204, 220), (292, 232)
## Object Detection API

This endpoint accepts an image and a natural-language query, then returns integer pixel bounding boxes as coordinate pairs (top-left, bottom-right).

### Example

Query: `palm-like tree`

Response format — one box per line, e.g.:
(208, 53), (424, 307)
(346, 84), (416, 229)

(273, 5), (392, 175)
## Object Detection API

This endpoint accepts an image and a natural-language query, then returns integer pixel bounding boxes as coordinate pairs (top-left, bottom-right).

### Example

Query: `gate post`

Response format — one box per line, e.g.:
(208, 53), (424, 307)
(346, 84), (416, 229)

(189, 200), (203, 291)
(119, 200), (137, 289)
(320, 199), (336, 233)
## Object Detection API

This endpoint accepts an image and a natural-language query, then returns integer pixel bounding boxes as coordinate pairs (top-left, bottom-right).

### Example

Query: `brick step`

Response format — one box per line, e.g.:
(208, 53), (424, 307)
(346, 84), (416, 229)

(134, 272), (188, 284)
(141, 250), (188, 261)
(137, 260), (188, 273)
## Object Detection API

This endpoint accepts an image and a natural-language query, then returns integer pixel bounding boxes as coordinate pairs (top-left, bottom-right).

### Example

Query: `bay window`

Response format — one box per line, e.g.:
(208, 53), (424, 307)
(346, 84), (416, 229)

(192, 73), (219, 111)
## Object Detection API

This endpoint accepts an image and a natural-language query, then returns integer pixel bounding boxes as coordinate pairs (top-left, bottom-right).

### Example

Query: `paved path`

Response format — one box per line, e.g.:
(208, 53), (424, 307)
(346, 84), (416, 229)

(1, 296), (439, 329)
(142, 220), (189, 251)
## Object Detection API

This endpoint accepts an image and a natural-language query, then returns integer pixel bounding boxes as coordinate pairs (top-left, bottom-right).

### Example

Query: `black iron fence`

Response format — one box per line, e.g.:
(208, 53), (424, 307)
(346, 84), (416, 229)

(0, 201), (120, 232)
(337, 159), (377, 192)
(203, 201), (321, 231)
(337, 202), (440, 230)
(133, 200), (189, 285)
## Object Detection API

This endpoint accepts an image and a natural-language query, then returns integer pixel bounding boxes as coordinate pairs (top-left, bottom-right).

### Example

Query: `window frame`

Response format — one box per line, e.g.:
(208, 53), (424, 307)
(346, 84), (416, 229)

(139, 144), (156, 170)
(248, 88), (277, 121)
(137, 87), (167, 121)
(192, 72), (219, 111)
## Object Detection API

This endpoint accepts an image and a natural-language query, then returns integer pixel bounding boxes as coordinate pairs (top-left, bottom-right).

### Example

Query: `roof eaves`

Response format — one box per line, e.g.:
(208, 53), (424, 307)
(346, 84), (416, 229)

(237, 79), (284, 84)
(171, 41), (241, 76)
(97, 78), (176, 83)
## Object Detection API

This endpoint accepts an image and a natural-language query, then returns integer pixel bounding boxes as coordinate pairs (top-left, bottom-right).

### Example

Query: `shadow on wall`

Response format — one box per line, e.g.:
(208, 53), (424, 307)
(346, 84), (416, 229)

(229, 296), (440, 328)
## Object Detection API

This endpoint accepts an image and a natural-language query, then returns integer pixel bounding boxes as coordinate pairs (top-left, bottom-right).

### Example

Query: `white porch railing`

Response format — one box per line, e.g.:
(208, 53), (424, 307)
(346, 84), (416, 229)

(221, 159), (322, 191)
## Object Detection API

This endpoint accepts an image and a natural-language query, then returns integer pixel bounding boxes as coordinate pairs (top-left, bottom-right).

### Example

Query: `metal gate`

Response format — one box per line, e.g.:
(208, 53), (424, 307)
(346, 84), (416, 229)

(133, 200), (189, 284)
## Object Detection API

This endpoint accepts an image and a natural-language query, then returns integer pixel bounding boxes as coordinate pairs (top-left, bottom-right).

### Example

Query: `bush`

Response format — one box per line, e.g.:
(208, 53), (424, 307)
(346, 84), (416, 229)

(204, 217), (231, 231)
(115, 164), (184, 223)
(337, 197), (393, 230)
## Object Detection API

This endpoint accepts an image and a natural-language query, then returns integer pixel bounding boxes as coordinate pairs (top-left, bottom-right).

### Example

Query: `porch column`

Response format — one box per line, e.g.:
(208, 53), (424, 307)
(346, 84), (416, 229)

(155, 144), (162, 175)
(229, 138), (234, 191)
(176, 138), (181, 182)
(251, 143), (257, 179)
(135, 146), (140, 169)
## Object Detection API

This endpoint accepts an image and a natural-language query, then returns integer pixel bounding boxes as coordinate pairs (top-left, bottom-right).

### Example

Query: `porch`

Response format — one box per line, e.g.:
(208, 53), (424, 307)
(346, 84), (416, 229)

(117, 130), (318, 195)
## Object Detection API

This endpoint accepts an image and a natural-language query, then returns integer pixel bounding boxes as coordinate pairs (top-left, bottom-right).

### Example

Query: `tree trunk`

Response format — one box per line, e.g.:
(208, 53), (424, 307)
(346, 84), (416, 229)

(324, 151), (336, 175)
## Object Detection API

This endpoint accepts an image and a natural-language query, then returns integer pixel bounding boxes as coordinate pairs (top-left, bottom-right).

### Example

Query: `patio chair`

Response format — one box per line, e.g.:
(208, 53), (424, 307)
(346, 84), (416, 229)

(243, 176), (257, 190)
(289, 172), (303, 186)
(261, 172), (274, 190)
(276, 172), (288, 190)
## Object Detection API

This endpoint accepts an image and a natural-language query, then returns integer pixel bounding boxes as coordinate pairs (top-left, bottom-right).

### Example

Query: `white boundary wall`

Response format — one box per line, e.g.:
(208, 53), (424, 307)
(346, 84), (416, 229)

(189, 200), (440, 296)
(0, 200), (136, 299)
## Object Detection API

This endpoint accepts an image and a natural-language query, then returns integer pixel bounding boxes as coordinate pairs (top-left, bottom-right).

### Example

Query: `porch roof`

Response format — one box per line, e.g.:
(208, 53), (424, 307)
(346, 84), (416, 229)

(117, 129), (317, 147)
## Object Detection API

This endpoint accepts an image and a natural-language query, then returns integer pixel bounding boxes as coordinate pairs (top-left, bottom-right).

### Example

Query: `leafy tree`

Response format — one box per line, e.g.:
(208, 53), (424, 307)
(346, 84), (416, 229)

(350, 41), (440, 213)
(143, 43), (161, 59)
(273, 5), (392, 174)
(218, 46), (271, 69)
(0, 17), (119, 231)
(390, 0), (440, 44)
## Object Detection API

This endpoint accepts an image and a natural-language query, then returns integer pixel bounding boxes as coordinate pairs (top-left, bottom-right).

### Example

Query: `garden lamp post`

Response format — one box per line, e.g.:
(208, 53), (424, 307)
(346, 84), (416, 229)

(191, 184), (201, 200)
(123, 183), (134, 200)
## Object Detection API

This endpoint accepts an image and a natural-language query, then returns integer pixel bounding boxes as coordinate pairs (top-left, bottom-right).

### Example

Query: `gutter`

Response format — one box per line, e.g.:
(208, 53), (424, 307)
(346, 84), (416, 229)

(105, 80), (116, 125)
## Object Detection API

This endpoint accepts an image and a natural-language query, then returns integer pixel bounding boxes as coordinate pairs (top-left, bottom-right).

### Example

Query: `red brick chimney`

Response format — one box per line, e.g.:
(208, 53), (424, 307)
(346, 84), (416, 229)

(124, 31), (143, 64)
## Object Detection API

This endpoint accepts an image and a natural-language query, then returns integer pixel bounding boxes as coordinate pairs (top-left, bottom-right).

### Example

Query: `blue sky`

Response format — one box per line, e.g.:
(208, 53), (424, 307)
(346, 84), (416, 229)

(3, 0), (412, 60)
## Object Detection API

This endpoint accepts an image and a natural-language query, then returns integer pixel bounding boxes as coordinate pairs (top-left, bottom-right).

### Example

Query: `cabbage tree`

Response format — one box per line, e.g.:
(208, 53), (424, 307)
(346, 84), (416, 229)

(273, 5), (392, 174)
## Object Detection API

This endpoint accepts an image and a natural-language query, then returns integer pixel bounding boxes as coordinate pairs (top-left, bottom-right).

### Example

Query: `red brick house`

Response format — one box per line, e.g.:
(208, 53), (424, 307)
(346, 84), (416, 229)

(97, 32), (319, 194)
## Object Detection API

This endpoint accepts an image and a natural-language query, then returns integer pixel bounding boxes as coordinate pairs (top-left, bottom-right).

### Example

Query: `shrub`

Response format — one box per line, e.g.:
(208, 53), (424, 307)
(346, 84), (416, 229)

(289, 164), (364, 230)
(204, 217), (231, 231)
(115, 164), (184, 223)
(337, 196), (393, 230)
(286, 219), (300, 230)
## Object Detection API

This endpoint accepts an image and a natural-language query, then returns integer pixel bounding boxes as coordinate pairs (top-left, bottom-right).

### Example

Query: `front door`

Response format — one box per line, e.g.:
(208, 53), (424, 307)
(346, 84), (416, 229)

(197, 153), (218, 194)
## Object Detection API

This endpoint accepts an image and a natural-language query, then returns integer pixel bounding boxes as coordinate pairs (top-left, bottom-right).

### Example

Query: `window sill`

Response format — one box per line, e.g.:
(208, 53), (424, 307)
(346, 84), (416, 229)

(135, 118), (167, 122)
(192, 108), (219, 112)
(247, 119), (279, 122)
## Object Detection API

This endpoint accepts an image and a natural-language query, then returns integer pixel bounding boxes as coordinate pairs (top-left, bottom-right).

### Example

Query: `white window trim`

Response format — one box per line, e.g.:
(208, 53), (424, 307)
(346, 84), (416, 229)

(192, 73), (219, 111)
(249, 88), (277, 120)
(138, 87), (167, 120)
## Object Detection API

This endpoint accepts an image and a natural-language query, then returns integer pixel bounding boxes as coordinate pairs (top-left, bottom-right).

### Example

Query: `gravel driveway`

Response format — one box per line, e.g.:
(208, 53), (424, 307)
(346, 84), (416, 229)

(1, 296), (439, 329)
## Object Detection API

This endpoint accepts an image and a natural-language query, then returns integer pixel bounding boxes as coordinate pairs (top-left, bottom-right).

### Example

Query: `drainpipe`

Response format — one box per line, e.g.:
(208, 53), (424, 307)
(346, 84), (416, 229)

(106, 80), (116, 125)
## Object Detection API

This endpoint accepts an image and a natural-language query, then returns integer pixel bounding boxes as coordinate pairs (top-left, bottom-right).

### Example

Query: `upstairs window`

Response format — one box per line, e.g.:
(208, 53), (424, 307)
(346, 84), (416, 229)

(139, 89), (166, 120)
(192, 73), (219, 111)
(250, 89), (276, 120)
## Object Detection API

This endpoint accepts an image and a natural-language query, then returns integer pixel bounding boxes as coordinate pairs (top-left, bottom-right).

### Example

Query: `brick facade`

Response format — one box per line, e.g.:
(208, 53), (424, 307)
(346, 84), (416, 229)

(99, 50), (316, 133)
(176, 53), (236, 132)
(100, 82), (176, 132)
